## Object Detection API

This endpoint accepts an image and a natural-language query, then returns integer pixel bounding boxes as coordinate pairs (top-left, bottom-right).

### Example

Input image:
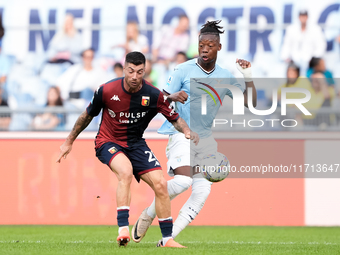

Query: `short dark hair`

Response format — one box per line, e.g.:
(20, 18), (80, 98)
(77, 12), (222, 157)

(287, 61), (300, 77)
(299, 10), (308, 16)
(113, 62), (123, 70)
(200, 20), (224, 36)
(309, 57), (321, 69)
(81, 48), (95, 57)
(125, 51), (146, 66)
(177, 51), (188, 60)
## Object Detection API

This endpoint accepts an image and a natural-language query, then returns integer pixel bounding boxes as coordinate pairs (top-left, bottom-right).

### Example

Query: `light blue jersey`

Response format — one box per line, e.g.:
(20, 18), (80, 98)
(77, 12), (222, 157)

(158, 58), (244, 138)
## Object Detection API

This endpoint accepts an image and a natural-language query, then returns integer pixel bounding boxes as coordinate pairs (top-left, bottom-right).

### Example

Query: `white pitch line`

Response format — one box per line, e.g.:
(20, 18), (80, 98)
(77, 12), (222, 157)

(0, 240), (338, 245)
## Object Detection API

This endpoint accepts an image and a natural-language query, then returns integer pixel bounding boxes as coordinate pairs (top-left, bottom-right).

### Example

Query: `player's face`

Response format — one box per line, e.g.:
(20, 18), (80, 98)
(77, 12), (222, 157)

(198, 34), (221, 65)
(124, 63), (145, 91)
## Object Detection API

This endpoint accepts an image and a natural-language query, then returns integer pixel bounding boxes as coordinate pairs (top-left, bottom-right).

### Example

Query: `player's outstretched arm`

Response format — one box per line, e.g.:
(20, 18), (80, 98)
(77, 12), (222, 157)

(56, 111), (93, 163)
(163, 90), (188, 104)
(170, 117), (199, 145)
(236, 58), (257, 108)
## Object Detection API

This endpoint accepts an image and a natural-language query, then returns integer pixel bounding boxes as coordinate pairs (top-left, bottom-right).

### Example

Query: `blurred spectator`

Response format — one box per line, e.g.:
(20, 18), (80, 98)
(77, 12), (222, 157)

(303, 72), (336, 127)
(0, 14), (11, 90)
(278, 62), (314, 98)
(175, 51), (188, 64)
(144, 59), (159, 88)
(113, 62), (123, 78)
(46, 14), (82, 64)
(168, 51), (188, 71)
(114, 22), (149, 55)
(152, 15), (190, 64)
(0, 14), (4, 46)
(32, 86), (65, 130)
(56, 48), (108, 109)
(0, 85), (10, 130)
(277, 62), (314, 125)
(281, 10), (326, 74)
(308, 72), (335, 108)
(306, 57), (334, 86)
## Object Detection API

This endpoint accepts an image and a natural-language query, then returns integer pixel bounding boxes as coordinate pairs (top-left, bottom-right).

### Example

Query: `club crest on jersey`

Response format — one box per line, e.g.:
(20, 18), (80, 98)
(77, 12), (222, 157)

(141, 96), (150, 106)
(108, 146), (117, 154)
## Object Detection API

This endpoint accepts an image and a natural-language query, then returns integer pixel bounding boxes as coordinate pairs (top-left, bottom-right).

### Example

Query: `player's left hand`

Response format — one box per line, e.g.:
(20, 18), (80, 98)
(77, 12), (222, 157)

(236, 58), (252, 82)
(185, 130), (199, 145)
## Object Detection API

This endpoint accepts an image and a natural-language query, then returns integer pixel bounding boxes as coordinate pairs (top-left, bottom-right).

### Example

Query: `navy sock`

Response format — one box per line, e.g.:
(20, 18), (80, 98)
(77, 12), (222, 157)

(158, 217), (173, 238)
(117, 207), (129, 227)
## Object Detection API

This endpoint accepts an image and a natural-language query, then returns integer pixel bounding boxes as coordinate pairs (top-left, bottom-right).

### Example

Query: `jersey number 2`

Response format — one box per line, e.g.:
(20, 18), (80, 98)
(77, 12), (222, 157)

(145, 151), (160, 167)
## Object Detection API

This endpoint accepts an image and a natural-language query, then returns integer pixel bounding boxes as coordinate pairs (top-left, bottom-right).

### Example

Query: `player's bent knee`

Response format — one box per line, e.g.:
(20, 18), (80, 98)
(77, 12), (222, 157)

(118, 170), (133, 184)
(172, 175), (193, 193)
(153, 178), (168, 197)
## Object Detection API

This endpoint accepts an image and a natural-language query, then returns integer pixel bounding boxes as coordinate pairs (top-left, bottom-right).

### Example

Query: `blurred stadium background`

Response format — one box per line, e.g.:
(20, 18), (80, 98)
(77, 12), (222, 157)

(0, 0), (339, 253)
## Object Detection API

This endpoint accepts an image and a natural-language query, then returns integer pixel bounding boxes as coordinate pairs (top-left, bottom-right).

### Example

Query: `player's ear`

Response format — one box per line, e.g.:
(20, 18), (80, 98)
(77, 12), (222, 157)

(218, 43), (222, 51)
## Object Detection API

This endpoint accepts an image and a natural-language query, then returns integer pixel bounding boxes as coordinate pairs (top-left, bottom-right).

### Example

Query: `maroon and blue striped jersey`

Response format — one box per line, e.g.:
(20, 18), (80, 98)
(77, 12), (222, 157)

(86, 77), (179, 149)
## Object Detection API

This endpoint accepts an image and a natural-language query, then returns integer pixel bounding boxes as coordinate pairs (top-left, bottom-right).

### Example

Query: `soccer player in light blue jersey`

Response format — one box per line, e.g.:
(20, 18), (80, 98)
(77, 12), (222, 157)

(132, 20), (257, 245)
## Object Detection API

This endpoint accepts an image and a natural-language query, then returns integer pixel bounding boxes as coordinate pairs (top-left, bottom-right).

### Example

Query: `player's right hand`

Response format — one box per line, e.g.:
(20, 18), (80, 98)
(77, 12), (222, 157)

(168, 91), (188, 104)
(185, 130), (199, 146)
(56, 142), (73, 163)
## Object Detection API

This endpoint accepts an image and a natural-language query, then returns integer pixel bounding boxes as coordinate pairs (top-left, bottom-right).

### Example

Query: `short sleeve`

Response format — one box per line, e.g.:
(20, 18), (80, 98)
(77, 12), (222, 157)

(226, 74), (245, 99)
(157, 91), (179, 122)
(163, 66), (185, 95)
(86, 86), (104, 117)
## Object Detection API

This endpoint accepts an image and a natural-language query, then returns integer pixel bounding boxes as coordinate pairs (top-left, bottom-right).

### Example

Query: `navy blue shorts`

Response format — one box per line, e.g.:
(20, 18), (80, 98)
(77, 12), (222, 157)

(95, 140), (162, 182)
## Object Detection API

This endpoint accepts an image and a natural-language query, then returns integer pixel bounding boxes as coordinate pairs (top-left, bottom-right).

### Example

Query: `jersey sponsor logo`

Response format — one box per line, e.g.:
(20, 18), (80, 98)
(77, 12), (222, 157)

(108, 109), (116, 118)
(119, 111), (147, 119)
(166, 76), (172, 86)
(108, 146), (117, 154)
(163, 95), (168, 102)
(141, 96), (150, 106)
(110, 95), (120, 101)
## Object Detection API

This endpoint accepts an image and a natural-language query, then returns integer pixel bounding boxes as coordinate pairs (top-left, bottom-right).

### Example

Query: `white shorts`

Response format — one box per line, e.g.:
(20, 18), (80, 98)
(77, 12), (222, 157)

(166, 133), (218, 177)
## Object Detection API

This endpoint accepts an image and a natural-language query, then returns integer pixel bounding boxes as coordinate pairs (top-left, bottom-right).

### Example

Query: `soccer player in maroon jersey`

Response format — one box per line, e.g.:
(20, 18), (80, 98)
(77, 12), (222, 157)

(57, 51), (199, 248)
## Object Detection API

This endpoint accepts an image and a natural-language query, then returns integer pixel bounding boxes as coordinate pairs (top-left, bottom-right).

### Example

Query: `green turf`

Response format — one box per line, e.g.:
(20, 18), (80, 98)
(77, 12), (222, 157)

(0, 226), (339, 255)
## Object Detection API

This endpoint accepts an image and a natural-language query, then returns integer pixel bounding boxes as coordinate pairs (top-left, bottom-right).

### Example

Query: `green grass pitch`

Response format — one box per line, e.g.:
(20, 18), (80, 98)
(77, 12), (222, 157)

(0, 226), (339, 254)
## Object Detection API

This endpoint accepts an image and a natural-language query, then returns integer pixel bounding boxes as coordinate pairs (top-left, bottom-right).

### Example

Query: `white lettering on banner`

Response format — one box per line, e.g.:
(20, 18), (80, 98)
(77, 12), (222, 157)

(1, 2), (337, 62)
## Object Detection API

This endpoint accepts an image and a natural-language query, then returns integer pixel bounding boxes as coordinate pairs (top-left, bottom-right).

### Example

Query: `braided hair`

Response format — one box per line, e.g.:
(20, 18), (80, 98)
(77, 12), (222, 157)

(200, 20), (224, 36)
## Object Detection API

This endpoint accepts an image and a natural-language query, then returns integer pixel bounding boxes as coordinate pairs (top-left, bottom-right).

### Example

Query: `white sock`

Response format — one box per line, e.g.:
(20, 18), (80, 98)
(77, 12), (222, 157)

(147, 175), (193, 218)
(162, 236), (172, 245)
(172, 174), (212, 239)
(118, 226), (129, 234)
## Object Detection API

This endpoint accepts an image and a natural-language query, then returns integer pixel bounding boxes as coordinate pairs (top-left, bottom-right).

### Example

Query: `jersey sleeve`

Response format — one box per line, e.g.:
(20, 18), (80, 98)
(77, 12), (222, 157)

(86, 85), (104, 117)
(163, 66), (184, 95)
(225, 73), (246, 99)
(157, 91), (179, 122)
